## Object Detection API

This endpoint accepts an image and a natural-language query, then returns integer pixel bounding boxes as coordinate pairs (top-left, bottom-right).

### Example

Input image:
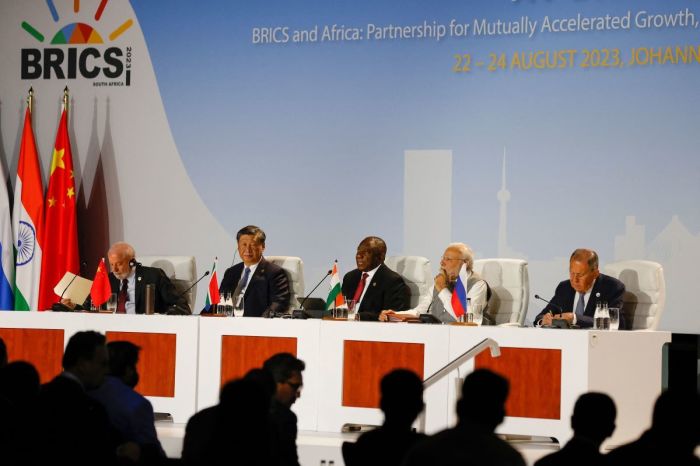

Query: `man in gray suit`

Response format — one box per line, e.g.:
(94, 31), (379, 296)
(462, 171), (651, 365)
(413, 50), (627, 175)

(380, 242), (491, 323)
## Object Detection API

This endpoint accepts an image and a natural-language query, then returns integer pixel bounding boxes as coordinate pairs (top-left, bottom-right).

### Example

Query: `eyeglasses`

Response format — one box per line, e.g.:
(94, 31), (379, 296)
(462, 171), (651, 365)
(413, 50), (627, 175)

(441, 256), (463, 262)
(284, 380), (303, 392)
(569, 270), (593, 279)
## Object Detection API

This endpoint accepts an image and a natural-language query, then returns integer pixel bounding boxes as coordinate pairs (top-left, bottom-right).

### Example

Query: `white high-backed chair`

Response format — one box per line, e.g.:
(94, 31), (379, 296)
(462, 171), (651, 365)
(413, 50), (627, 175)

(472, 259), (529, 326)
(138, 256), (197, 309)
(384, 256), (432, 308)
(265, 256), (305, 310)
(603, 260), (665, 330)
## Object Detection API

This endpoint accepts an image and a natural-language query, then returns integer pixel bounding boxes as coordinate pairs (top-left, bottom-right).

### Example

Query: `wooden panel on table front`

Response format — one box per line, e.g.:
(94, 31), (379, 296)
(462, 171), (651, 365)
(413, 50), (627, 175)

(0, 328), (64, 383)
(342, 340), (425, 408)
(220, 335), (297, 386)
(106, 332), (176, 397)
(475, 347), (561, 420)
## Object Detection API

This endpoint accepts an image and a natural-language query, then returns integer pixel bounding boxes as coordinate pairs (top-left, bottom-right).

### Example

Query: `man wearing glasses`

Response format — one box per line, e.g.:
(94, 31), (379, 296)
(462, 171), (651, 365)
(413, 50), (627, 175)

(534, 248), (625, 328)
(380, 243), (491, 323)
(263, 353), (306, 466)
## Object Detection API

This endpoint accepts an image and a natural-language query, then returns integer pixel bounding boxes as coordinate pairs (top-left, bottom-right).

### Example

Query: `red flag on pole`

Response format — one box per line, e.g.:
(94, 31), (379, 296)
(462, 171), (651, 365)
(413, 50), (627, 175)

(90, 258), (111, 307)
(38, 98), (79, 310)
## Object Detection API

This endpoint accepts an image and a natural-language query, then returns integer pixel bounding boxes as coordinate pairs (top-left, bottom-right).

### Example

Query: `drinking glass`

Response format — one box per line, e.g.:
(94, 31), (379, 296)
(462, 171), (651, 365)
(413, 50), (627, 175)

(471, 303), (484, 326)
(222, 293), (234, 317)
(233, 294), (244, 317)
(346, 299), (358, 321)
(608, 307), (620, 331)
(106, 293), (118, 313)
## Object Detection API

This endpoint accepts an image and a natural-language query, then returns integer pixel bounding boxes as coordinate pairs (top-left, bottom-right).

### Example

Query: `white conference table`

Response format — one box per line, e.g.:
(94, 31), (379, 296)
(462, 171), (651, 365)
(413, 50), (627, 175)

(0, 312), (670, 448)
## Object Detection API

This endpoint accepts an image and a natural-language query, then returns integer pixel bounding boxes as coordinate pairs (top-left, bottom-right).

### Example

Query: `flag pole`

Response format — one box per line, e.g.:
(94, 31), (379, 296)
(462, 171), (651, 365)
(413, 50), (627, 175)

(63, 85), (69, 113)
(27, 87), (33, 114)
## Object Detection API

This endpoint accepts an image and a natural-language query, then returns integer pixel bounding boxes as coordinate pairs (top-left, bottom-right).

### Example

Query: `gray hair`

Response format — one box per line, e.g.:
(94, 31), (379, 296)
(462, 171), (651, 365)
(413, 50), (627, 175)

(108, 242), (136, 260)
(570, 248), (599, 271)
(448, 242), (474, 271)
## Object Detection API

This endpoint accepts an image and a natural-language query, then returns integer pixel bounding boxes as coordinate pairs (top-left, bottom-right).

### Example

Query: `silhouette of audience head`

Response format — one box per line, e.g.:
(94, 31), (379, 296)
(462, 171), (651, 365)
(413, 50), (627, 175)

(379, 369), (424, 427)
(650, 389), (700, 452)
(263, 352), (305, 408)
(243, 367), (276, 402)
(0, 337), (7, 368)
(457, 369), (508, 431)
(63, 331), (108, 390)
(571, 392), (616, 445)
(106, 341), (140, 388)
(0, 360), (40, 406)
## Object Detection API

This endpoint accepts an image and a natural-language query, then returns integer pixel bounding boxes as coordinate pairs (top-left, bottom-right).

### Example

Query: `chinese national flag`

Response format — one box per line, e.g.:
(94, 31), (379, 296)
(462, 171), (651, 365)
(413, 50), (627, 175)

(91, 258), (111, 307)
(38, 105), (79, 310)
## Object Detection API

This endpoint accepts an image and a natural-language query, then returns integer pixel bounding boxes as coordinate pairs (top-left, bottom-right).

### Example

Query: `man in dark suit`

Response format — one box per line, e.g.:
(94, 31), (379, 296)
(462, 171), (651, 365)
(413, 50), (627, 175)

(403, 369), (526, 466)
(341, 236), (410, 321)
(107, 242), (190, 314)
(219, 225), (291, 317)
(534, 249), (625, 329)
(535, 392), (616, 466)
(62, 241), (190, 314)
(37, 331), (137, 465)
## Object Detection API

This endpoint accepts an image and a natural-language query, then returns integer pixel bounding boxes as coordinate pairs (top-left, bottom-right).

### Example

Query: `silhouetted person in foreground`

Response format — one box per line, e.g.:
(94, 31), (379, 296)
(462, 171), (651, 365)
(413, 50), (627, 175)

(89, 341), (166, 464)
(0, 336), (7, 367)
(344, 369), (426, 466)
(604, 389), (700, 466)
(404, 369), (526, 466)
(0, 360), (41, 466)
(182, 370), (277, 466)
(264, 352), (306, 466)
(535, 392), (616, 466)
(37, 331), (137, 466)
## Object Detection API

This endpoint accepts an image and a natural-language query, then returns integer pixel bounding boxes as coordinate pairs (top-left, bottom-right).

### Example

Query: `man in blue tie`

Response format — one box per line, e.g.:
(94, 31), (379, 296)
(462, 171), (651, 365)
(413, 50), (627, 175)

(219, 225), (291, 317)
(534, 248), (625, 329)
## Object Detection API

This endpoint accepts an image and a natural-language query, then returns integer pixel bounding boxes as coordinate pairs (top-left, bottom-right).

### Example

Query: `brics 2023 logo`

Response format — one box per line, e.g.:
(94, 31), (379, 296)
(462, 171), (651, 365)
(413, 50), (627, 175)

(21, 0), (134, 87)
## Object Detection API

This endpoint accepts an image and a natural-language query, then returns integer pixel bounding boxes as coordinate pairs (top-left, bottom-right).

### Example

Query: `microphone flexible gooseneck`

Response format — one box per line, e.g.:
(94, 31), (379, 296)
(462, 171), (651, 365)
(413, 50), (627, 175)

(534, 294), (564, 315)
(298, 269), (332, 310)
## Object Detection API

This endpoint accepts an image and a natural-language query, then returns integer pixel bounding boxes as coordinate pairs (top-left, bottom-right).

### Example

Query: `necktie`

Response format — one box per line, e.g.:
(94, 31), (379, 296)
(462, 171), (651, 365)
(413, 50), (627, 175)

(117, 279), (128, 314)
(352, 272), (369, 303)
(575, 292), (585, 317)
(232, 267), (251, 303)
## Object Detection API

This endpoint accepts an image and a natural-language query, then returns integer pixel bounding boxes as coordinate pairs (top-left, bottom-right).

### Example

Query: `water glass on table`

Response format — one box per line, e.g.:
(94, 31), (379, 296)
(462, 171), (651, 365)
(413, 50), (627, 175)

(233, 295), (244, 317)
(608, 307), (620, 330)
(345, 299), (358, 321)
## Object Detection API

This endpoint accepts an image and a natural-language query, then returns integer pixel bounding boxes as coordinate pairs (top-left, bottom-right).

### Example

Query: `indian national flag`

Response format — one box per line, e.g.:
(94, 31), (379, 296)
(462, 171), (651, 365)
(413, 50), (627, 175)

(326, 261), (346, 310)
(204, 257), (219, 311)
(13, 107), (45, 311)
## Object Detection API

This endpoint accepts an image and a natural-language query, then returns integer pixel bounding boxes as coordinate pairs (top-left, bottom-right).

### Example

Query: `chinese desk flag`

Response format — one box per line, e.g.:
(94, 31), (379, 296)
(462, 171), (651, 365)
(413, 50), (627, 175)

(90, 258), (111, 307)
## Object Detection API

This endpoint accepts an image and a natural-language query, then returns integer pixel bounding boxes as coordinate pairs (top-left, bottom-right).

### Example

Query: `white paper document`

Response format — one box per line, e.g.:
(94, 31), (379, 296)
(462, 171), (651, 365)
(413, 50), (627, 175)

(53, 272), (93, 305)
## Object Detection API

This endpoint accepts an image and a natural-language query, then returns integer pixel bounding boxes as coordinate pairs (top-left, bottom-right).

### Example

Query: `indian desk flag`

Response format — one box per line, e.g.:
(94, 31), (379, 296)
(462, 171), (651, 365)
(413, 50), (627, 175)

(326, 260), (345, 310)
(450, 263), (468, 319)
(204, 257), (219, 311)
(39, 95), (79, 310)
(0, 161), (13, 309)
(13, 105), (45, 311)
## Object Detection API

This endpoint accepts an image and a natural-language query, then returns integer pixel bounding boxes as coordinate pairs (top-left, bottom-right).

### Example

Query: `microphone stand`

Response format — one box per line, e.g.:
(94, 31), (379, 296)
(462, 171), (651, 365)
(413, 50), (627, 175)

(293, 270), (332, 319)
(167, 270), (210, 315)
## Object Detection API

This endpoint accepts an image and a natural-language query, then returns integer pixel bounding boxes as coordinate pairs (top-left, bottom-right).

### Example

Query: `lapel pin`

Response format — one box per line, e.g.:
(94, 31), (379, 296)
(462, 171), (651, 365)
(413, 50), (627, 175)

(138, 276), (142, 281)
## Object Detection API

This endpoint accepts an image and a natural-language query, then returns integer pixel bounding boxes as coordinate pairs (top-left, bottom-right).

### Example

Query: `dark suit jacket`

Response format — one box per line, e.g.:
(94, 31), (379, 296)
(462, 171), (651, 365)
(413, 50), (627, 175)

(535, 436), (604, 466)
(219, 258), (291, 317)
(37, 374), (122, 466)
(341, 263), (410, 321)
(108, 264), (190, 314)
(534, 273), (625, 329)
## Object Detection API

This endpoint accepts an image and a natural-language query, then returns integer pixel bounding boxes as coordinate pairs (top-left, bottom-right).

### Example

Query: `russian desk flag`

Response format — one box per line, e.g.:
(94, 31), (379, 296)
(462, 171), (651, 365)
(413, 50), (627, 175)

(450, 263), (468, 318)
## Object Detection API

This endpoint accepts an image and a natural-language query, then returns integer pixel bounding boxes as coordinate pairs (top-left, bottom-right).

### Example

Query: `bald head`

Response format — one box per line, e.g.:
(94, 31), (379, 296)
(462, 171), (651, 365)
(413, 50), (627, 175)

(108, 242), (136, 280)
(355, 236), (387, 272)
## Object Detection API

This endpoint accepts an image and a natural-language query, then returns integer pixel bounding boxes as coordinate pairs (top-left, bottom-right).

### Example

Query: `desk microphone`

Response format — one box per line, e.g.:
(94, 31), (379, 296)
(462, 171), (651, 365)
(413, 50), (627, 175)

(534, 294), (564, 314)
(291, 269), (332, 319)
(167, 270), (210, 315)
